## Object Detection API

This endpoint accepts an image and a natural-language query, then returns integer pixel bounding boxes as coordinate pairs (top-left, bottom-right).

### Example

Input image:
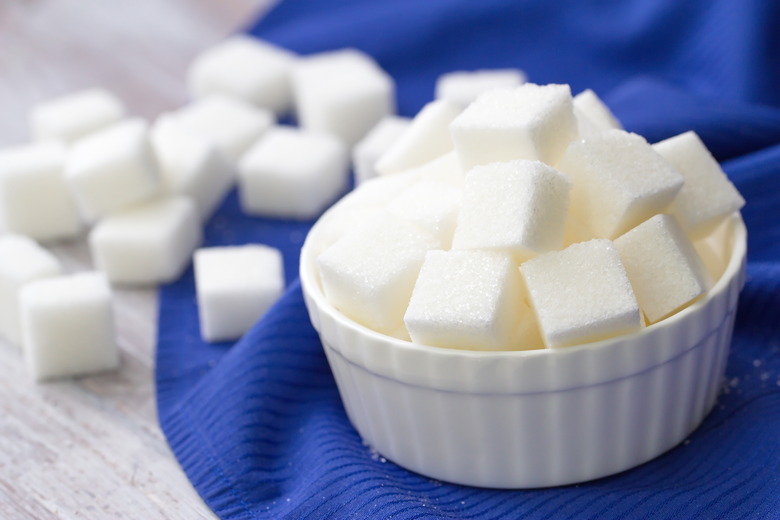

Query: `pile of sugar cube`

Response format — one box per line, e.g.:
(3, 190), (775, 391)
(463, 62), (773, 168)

(1, 35), (430, 380)
(317, 83), (745, 350)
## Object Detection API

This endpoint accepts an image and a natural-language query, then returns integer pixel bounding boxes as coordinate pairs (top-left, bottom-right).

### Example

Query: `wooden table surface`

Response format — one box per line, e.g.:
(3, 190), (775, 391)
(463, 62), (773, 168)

(0, 1), (271, 517)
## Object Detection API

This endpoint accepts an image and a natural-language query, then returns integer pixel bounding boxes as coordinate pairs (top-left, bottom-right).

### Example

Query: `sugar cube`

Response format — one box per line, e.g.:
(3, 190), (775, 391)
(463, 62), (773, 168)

(414, 151), (465, 188)
(195, 245), (285, 342)
(557, 129), (684, 239)
(89, 197), (202, 285)
(693, 216), (736, 282)
(387, 179), (461, 248)
(435, 68), (527, 107)
(615, 214), (711, 324)
(352, 116), (411, 184)
(521, 239), (642, 348)
(30, 88), (125, 144)
(188, 36), (297, 115)
(172, 95), (275, 160)
(404, 250), (524, 350)
(292, 49), (395, 147)
(653, 131), (745, 238)
(65, 119), (160, 221)
(317, 214), (441, 335)
(238, 126), (348, 219)
(310, 205), (387, 256)
(449, 83), (576, 170)
(0, 235), (62, 347)
(0, 142), (81, 241)
(452, 160), (571, 260)
(573, 89), (622, 137)
(151, 115), (235, 221)
(21, 272), (118, 381)
(374, 99), (461, 176)
(337, 168), (422, 212)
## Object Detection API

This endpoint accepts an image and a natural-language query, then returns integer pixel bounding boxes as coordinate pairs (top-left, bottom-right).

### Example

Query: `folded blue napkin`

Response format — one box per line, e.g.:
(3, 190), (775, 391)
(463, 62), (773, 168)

(156, 1), (780, 518)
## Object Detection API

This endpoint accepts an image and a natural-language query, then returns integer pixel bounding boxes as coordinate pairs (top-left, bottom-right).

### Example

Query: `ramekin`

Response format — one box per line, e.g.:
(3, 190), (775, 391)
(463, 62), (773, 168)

(300, 211), (747, 488)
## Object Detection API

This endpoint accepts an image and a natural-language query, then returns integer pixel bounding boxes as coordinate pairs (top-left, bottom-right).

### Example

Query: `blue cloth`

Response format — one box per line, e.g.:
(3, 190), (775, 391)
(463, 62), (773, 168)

(156, 1), (780, 518)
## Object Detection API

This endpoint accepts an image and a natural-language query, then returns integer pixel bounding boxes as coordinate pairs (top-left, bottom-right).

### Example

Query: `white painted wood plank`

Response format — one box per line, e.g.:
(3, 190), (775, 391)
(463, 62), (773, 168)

(0, 0), (274, 517)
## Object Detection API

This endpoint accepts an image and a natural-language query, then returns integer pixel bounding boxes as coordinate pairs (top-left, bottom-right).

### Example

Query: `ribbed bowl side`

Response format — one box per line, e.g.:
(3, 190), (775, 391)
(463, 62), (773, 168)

(321, 306), (736, 488)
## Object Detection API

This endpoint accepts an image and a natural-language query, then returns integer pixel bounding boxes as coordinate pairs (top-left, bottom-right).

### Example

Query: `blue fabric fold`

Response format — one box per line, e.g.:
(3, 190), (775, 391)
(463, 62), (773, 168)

(156, 1), (780, 518)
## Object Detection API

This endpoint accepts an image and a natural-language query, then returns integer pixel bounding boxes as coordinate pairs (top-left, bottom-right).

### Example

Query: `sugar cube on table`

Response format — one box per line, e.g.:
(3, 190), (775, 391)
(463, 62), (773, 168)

(317, 214), (441, 335)
(151, 115), (235, 221)
(374, 99), (461, 176)
(573, 89), (623, 137)
(89, 196), (201, 285)
(521, 239), (642, 348)
(0, 142), (81, 241)
(435, 68), (527, 107)
(615, 214), (711, 324)
(172, 95), (275, 161)
(449, 83), (576, 171)
(352, 116), (411, 184)
(452, 160), (571, 261)
(404, 250), (526, 350)
(653, 131), (745, 238)
(188, 36), (297, 116)
(557, 129), (684, 239)
(292, 48), (395, 147)
(30, 88), (125, 144)
(0, 235), (62, 347)
(238, 126), (348, 220)
(20, 272), (118, 381)
(387, 179), (461, 248)
(194, 245), (285, 342)
(65, 119), (160, 221)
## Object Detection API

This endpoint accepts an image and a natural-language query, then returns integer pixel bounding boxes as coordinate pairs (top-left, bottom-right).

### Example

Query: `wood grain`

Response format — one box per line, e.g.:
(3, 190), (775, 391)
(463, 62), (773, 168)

(0, 0), (272, 517)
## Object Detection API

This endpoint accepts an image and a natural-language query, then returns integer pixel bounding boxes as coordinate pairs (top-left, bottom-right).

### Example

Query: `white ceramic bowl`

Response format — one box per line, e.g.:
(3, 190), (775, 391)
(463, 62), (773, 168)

(300, 211), (747, 488)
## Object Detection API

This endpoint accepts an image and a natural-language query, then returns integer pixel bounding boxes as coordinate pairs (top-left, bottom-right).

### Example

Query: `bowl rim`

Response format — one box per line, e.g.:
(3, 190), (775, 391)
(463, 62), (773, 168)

(300, 210), (746, 362)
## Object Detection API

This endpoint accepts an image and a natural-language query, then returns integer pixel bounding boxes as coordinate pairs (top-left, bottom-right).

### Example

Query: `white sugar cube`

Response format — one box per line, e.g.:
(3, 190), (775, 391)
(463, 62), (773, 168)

(374, 99), (461, 176)
(558, 129), (684, 239)
(414, 151), (465, 188)
(195, 245), (285, 342)
(89, 197), (201, 285)
(435, 68), (527, 107)
(311, 205), (386, 256)
(173, 95), (275, 160)
(387, 179), (461, 248)
(0, 142), (81, 241)
(521, 239), (642, 348)
(337, 168), (422, 213)
(0, 235), (62, 346)
(65, 119), (160, 221)
(573, 89), (622, 137)
(352, 116), (411, 184)
(188, 36), (297, 115)
(653, 131), (745, 238)
(21, 272), (118, 381)
(693, 216), (736, 282)
(615, 214), (711, 324)
(449, 83), (576, 170)
(151, 115), (235, 221)
(238, 126), (348, 219)
(404, 250), (524, 350)
(452, 160), (571, 260)
(292, 49), (395, 147)
(30, 88), (125, 144)
(317, 214), (441, 335)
